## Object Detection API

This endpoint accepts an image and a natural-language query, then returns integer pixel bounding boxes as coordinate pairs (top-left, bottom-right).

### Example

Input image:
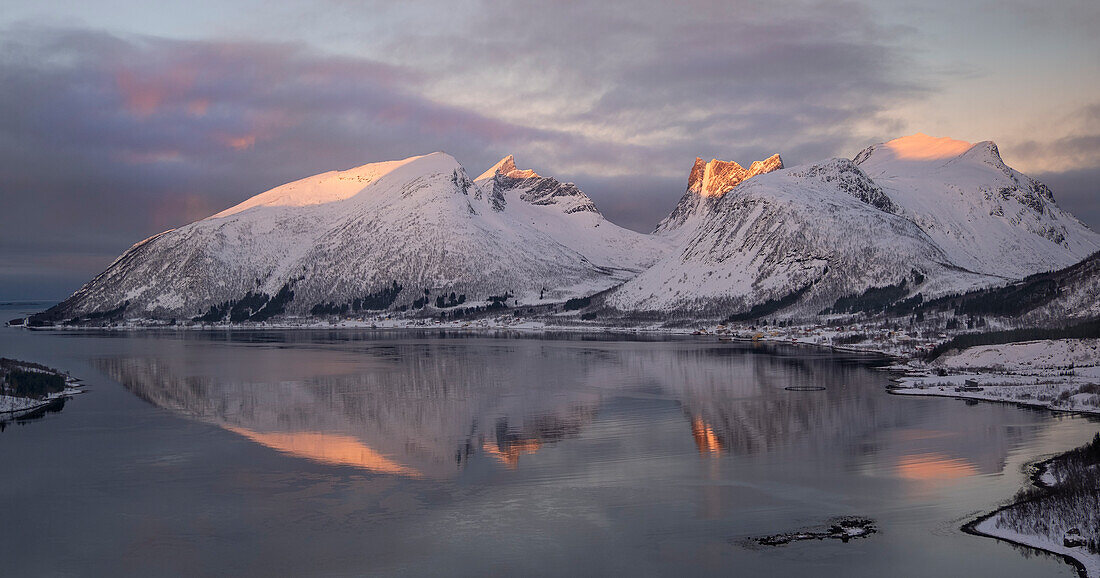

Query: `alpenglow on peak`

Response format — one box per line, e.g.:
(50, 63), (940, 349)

(687, 153), (784, 198)
(475, 155), (540, 181)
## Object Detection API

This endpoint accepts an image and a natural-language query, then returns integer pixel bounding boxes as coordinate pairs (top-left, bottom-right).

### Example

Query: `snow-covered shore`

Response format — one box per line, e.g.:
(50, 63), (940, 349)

(972, 513), (1096, 578)
(19, 315), (932, 356)
(0, 363), (84, 418)
(891, 339), (1100, 415)
(965, 451), (1100, 578)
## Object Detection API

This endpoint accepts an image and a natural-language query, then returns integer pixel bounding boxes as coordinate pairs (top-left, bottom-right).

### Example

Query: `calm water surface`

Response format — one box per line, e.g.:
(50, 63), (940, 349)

(1, 303), (1097, 577)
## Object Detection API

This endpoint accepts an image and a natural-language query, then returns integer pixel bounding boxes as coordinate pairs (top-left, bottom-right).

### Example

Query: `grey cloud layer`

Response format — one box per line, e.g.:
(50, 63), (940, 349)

(380, 0), (927, 167)
(0, 2), (1095, 298)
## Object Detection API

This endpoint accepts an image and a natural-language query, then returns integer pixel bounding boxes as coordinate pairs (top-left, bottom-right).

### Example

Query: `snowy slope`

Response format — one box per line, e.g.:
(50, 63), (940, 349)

(607, 158), (995, 316)
(37, 153), (665, 323)
(854, 134), (1100, 279)
(608, 134), (1099, 320)
(924, 249), (1100, 324)
(932, 338), (1100, 372)
(471, 155), (668, 273)
(1020, 251), (1100, 323)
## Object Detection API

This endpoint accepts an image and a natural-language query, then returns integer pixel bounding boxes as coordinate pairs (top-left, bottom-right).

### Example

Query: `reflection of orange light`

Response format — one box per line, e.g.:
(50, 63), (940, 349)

(482, 439), (542, 468)
(895, 453), (977, 481)
(224, 426), (421, 477)
(691, 417), (723, 454)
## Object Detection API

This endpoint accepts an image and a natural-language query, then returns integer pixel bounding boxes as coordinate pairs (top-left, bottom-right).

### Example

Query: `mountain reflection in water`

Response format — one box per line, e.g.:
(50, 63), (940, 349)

(95, 335), (1032, 484)
(5, 326), (1097, 577)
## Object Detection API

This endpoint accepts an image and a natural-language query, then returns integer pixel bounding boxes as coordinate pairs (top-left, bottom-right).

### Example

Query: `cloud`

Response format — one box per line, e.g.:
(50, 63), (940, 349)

(0, 26), (560, 297)
(0, 6), (943, 298)
(378, 0), (929, 171)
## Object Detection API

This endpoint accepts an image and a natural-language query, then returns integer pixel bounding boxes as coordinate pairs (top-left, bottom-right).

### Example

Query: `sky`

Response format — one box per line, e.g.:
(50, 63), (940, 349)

(1, 0), (1098, 300)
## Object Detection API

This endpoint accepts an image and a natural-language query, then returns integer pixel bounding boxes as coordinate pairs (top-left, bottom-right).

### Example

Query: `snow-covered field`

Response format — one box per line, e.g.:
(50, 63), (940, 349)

(892, 339), (1100, 415)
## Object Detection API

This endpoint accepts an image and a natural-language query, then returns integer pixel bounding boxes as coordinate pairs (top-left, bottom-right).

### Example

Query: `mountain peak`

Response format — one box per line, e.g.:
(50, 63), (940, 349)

(748, 153), (784, 178)
(655, 153), (784, 235)
(854, 134), (1012, 175)
(958, 140), (1004, 165)
(687, 154), (783, 198)
(885, 133), (973, 160)
(476, 155), (540, 181)
(210, 153), (460, 220)
(854, 134), (974, 165)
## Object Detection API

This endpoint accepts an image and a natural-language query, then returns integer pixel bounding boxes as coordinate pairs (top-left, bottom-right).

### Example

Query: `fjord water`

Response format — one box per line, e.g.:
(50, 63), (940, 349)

(1, 309), (1096, 576)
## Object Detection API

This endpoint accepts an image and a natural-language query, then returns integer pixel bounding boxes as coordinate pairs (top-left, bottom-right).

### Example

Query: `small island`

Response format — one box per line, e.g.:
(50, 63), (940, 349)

(750, 517), (877, 547)
(0, 358), (82, 421)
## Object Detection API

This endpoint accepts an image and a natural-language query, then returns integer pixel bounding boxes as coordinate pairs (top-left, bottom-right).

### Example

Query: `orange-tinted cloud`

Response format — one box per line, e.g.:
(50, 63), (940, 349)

(113, 62), (198, 118)
(114, 70), (165, 117)
(217, 134), (256, 150)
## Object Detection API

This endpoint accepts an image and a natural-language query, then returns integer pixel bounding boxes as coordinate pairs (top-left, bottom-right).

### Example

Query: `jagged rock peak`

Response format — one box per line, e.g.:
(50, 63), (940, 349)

(686, 154), (783, 198)
(748, 153), (784, 177)
(475, 155), (540, 181)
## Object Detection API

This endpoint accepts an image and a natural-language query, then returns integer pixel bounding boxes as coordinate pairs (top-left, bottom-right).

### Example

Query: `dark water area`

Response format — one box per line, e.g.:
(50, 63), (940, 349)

(1, 304), (1097, 576)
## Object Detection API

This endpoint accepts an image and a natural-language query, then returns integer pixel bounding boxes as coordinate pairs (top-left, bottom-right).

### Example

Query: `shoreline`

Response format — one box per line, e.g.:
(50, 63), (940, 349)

(16, 318), (911, 359)
(962, 456), (1096, 578)
(888, 386), (1100, 417)
(0, 372), (83, 419)
(888, 338), (1100, 416)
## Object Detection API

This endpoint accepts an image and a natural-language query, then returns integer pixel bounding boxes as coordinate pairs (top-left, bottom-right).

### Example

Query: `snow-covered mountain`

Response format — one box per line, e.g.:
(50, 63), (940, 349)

(607, 134), (1100, 319)
(1022, 251), (1100, 323)
(853, 134), (1100, 279)
(607, 157), (995, 317)
(32, 153), (666, 323)
(471, 155), (667, 273)
(28, 134), (1100, 326)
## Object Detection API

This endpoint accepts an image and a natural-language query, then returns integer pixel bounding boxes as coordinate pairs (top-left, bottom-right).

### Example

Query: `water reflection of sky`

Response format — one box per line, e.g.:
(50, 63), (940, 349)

(94, 333), (1071, 489)
(2, 324), (1096, 577)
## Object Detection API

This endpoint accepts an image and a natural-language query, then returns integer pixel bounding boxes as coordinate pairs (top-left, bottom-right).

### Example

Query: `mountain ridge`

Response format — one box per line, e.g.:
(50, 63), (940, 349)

(25, 134), (1100, 326)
